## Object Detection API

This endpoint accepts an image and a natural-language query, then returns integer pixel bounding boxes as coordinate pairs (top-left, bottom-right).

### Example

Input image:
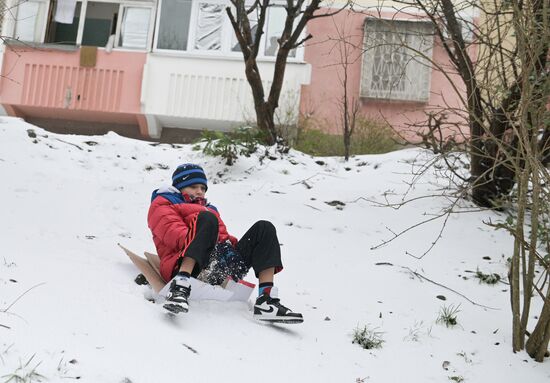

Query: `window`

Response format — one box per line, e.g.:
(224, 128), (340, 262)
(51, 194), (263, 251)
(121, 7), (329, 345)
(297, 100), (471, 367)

(157, 0), (192, 50)
(82, 2), (119, 46)
(361, 19), (434, 102)
(155, 0), (301, 59)
(42, 0), (154, 49)
(119, 7), (152, 49)
(194, 3), (224, 50)
(264, 6), (295, 57)
(46, 1), (82, 44)
(231, 8), (257, 52)
(442, 13), (475, 43)
(12, 0), (47, 42)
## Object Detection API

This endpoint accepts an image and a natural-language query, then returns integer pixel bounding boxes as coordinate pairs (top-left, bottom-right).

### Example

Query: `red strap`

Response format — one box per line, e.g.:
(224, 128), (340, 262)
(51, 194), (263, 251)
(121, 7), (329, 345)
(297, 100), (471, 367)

(180, 213), (199, 258)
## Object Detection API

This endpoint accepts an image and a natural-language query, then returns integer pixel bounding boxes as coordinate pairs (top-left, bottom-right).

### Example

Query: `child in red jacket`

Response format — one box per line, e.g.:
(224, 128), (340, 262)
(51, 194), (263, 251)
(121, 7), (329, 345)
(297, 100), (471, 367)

(148, 163), (303, 323)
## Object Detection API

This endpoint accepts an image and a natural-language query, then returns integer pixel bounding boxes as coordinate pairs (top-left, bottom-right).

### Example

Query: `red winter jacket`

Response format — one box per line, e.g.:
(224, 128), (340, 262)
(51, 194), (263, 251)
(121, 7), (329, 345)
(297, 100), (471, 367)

(147, 187), (237, 282)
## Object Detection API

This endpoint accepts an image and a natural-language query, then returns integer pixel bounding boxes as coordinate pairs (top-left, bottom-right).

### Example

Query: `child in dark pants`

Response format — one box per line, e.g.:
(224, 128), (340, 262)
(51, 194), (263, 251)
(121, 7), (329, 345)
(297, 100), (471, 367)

(147, 163), (303, 323)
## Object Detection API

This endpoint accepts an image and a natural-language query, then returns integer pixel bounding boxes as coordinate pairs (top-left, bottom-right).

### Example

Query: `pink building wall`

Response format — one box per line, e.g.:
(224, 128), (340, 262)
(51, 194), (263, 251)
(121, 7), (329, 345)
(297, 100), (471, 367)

(0, 46), (148, 135)
(301, 9), (466, 140)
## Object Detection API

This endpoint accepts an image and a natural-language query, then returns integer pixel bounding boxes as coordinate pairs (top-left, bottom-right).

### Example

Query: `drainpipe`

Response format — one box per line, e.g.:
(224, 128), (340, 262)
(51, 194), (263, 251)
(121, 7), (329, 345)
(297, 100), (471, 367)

(139, 58), (162, 139)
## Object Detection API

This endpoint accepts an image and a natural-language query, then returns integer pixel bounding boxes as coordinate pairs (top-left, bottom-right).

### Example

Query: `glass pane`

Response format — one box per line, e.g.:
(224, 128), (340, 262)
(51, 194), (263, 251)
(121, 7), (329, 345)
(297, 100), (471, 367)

(157, 0), (192, 50)
(361, 20), (433, 101)
(81, 2), (119, 47)
(47, 2), (81, 44)
(231, 6), (258, 52)
(264, 6), (295, 57)
(370, 31), (409, 93)
(15, 1), (40, 41)
(194, 3), (224, 51)
(119, 7), (151, 49)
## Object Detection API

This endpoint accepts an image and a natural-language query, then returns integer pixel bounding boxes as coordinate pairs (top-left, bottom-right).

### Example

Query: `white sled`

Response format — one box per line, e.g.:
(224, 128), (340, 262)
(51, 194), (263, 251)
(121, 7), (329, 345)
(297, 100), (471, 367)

(119, 244), (255, 302)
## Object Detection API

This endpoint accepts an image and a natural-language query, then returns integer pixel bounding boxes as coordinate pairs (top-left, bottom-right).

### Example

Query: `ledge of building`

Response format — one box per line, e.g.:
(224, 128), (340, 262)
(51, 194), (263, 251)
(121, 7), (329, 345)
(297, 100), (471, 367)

(4, 39), (79, 52)
(25, 117), (203, 144)
(26, 117), (146, 140)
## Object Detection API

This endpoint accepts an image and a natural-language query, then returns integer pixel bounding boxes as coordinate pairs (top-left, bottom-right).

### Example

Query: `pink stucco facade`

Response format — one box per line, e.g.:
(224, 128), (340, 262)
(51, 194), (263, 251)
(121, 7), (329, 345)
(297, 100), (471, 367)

(301, 10), (466, 139)
(0, 46), (148, 135)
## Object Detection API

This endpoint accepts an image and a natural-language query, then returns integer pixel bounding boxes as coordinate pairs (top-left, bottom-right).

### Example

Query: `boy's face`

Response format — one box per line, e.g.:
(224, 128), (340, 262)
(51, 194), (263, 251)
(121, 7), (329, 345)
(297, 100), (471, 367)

(180, 184), (207, 199)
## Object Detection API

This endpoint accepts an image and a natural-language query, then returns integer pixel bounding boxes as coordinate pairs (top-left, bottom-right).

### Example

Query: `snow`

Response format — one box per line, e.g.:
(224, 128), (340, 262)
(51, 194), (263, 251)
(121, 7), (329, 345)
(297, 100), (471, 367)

(0, 116), (548, 382)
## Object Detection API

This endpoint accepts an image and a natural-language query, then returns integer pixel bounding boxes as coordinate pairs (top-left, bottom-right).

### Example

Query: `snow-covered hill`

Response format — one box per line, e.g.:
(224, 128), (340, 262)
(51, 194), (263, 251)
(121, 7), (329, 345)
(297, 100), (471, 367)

(0, 116), (548, 382)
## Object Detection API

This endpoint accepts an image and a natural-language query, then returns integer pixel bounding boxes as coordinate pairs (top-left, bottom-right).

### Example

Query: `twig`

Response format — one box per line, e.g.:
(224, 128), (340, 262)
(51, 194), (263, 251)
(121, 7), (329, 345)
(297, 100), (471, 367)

(290, 172), (341, 186)
(370, 211), (449, 251)
(347, 196), (380, 205)
(533, 282), (550, 304)
(182, 343), (198, 354)
(304, 204), (322, 211)
(347, 194), (441, 209)
(400, 266), (499, 310)
(406, 211), (451, 259)
(1, 282), (46, 313)
(53, 138), (83, 151)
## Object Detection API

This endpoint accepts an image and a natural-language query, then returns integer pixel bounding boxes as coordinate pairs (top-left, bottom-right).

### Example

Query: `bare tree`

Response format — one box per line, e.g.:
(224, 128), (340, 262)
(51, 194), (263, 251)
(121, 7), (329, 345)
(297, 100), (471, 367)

(411, 0), (549, 359)
(330, 14), (361, 161)
(414, 0), (547, 208)
(226, 0), (348, 147)
(351, 0), (549, 360)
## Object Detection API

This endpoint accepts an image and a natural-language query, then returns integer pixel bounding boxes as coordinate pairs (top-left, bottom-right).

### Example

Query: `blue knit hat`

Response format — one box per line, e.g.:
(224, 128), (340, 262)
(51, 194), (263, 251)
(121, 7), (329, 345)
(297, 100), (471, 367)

(172, 164), (208, 191)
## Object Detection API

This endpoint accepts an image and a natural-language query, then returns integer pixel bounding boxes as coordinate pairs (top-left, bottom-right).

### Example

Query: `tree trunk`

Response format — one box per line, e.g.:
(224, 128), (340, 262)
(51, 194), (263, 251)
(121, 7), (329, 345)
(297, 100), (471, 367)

(344, 132), (350, 161)
(255, 103), (277, 146)
(526, 288), (550, 361)
(343, 74), (350, 161)
(540, 128), (550, 166)
(227, 0), (330, 148)
(437, 0), (500, 207)
(511, 166), (528, 351)
(241, 54), (278, 146)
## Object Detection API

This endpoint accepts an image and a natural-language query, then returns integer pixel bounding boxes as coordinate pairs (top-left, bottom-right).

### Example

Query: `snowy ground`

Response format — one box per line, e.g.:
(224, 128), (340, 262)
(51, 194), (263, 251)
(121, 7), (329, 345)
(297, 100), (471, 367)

(0, 116), (548, 382)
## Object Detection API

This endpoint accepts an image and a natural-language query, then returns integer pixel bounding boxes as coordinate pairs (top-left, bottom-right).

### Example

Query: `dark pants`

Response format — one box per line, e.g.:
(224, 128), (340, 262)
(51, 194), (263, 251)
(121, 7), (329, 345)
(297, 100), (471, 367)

(177, 211), (283, 284)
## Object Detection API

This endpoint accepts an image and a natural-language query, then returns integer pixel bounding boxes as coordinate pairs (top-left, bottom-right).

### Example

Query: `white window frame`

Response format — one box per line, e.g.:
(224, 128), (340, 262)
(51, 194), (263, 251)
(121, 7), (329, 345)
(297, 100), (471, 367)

(360, 18), (434, 103)
(7, 0), (49, 43)
(81, 0), (156, 50)
(114, 3), (156, 50)
(152, 0), (304, 61)
(262, 4), (297, 58)
(152, 0), (193, 53)
(25, 0), (157, 50)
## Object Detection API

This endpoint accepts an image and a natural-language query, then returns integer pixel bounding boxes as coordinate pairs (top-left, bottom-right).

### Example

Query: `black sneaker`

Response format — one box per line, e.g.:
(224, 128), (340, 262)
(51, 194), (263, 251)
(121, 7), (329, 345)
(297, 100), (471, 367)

(253, 294), (303, 324)
(163, 277), (191, 314)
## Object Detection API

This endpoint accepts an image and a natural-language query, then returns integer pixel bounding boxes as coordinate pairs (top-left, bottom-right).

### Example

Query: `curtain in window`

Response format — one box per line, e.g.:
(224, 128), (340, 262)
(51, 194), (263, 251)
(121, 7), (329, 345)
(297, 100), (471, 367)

(194, 3), (224, 50)
(55, 0), (78, 24)
(158, 0), (192, 50)
(15, 1), (40, 41)
(120, 7), (151, 49)
(361, 20), (433, 102)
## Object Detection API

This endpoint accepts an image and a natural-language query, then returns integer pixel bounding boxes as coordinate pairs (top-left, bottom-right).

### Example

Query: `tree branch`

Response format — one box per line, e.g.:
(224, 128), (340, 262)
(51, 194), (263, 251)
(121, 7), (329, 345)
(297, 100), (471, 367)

(400, 266), (499, 310)
(1, 283), (46, 313)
